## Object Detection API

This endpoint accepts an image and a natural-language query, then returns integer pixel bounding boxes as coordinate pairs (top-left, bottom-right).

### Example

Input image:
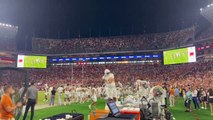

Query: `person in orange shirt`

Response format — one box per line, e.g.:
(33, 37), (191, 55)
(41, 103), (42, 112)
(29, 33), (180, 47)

(169, 86), (175, 107)
(0, 85), (22, 120)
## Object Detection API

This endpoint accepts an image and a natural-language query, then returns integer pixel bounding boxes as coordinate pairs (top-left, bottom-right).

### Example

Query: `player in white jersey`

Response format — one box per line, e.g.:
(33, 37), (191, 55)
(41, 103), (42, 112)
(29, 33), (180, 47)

(136, 80), (149, 98)
(64, 84), (70, 105)
(88, 88), (97, 109)
(57, 85), (64, 105)
(76, 86), (83, 103)
(70, 86), (76, 103)
(117, 81), (123, 88)
(102, 69), (117, 100)
(97, 87), (102, 98)
(43, 84), (49, 102)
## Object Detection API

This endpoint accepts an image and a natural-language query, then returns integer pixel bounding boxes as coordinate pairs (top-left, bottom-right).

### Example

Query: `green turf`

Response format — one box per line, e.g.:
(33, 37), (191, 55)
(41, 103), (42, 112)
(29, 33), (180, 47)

(169, 98), (212, 120)
(23, 99), (105, 120)
(22, 92), (213, 120)
(22, 91), (105, 120)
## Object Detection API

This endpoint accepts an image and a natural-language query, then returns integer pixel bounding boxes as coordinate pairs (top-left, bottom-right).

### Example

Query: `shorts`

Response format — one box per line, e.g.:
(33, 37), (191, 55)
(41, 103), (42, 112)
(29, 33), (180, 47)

(208, 98), (213, 103)
(201, 97), (207, 102)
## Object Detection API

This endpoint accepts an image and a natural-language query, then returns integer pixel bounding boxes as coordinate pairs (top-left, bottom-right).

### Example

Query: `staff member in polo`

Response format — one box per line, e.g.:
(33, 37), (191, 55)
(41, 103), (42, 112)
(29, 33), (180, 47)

(23, 82), (38, 120)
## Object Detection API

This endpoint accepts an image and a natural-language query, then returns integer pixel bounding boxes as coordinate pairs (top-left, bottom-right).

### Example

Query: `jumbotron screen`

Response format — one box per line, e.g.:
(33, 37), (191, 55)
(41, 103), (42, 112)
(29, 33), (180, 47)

(17, 55), (47, 68)
(163, 46), (196, 65)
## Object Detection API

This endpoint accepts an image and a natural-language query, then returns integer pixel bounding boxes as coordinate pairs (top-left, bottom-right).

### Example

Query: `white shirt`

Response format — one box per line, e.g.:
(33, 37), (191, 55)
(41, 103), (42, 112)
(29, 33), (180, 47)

(57, 87), (63, 94)
(192, 89), (198, 97)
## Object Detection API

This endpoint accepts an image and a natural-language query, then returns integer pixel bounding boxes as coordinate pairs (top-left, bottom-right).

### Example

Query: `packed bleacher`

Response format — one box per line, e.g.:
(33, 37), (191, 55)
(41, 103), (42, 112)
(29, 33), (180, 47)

(196, 25), (213, 41)
(0, 24), (18, 52)
(0, 38), (17, 51)
(32, 27), (195, 54)
(26, 61), (213, 90)
(0, 70), (25, 88)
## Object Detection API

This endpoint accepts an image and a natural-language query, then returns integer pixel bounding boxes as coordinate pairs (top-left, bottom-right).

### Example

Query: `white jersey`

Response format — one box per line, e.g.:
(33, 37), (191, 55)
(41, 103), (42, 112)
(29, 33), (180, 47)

(91, 88), (97, 102)
(57, 87), (64, 95)
(76, 87), (82, 97)
(64, 86), (70, 95)
(102, 73), (116, 87)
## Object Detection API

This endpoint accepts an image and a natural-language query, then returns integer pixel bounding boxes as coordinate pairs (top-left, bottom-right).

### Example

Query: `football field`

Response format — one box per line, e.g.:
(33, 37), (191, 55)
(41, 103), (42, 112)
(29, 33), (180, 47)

(22, 91), (212, 120)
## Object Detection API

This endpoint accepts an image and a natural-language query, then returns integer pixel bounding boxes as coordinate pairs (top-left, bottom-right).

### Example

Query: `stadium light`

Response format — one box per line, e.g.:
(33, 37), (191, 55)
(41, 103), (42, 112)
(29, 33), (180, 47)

(0, 22), (18, 29)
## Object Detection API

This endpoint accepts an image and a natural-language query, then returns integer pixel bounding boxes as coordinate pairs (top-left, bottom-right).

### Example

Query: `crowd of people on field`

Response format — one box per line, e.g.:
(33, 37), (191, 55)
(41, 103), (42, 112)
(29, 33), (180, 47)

(32, 27), (194, 54)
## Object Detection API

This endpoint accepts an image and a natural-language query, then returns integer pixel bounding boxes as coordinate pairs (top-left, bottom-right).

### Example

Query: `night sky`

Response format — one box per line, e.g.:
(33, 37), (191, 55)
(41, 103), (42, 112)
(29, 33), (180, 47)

(0, 0), (212, 50)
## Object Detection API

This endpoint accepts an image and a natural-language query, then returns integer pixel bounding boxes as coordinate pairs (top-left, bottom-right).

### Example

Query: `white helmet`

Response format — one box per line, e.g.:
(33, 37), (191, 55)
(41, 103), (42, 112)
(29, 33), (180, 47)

(104, 69), (110, 74)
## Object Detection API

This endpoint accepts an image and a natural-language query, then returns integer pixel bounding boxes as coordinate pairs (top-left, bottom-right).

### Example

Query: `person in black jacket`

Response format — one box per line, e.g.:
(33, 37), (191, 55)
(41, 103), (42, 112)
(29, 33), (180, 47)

(49, 87), (56, 106)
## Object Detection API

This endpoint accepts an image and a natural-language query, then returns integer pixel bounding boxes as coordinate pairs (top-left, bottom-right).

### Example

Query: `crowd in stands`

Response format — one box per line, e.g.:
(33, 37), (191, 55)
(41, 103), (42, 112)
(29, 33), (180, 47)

(0, 25), (17, 52)
(0, 37), (16, 51)
(32, 27), (194, 54)
(24, 61), (213, 90)
(0, 70), (25, 88)
(197, 25), (213, 40)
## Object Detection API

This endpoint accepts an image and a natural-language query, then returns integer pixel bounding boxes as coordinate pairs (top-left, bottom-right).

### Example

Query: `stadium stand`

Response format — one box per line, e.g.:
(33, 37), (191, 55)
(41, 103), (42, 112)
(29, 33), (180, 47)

(197, 25), (213, 41)
(0, 23), (18, 51)
(32, 27), (195, 54)
(26, 61), (213, 90)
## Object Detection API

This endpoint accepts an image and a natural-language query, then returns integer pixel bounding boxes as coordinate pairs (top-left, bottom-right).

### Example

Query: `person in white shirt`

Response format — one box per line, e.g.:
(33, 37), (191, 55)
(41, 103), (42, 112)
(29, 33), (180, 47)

(43, 84), (49, 102)
(76, 86), (83, 103)
(102, 69), (117, 100)
(88, 88), (97, 109)
(136, 80), (149, 98)
(192, 87), (200, 110)
(44, 84), (48, 93)
(57, 86), (63, 105)
(70, 86), (76, 103)
(64, 84), (70, 105)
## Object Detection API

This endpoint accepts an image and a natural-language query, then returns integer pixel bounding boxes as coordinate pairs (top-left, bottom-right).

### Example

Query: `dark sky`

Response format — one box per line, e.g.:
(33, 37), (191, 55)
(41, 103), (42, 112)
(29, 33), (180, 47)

(0, 0), (211, 50)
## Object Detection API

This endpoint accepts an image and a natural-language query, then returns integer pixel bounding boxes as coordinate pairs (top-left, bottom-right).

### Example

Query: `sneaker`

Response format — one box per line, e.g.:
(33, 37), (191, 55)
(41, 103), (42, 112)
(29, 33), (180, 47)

(201, 107), (204, 109)
(204, 108), (207, 110)
(88, 105), (91, 109)
(211, 113), (213, 116)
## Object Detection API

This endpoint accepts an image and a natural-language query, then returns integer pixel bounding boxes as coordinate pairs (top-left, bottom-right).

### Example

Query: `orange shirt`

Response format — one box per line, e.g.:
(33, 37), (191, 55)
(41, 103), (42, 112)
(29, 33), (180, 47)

(0, 94), (14, 119)
(169, 88), (175, 96)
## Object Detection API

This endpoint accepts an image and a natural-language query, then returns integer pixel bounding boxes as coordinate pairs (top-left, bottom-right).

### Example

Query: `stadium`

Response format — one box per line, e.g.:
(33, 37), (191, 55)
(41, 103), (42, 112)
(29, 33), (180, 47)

(0, 0), (213, 120)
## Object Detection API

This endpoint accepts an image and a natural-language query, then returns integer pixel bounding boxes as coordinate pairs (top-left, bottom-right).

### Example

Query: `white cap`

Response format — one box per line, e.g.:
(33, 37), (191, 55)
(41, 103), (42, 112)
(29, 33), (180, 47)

(104, 69), (110, 74)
